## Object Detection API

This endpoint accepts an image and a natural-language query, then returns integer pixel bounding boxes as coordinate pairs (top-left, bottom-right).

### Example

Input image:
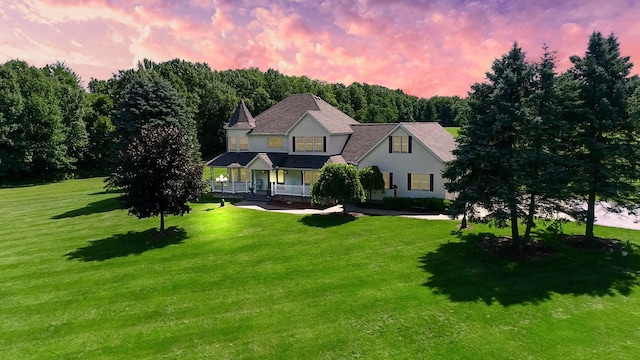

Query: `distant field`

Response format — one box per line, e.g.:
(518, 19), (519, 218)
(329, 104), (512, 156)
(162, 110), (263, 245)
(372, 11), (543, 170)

(445, 127), (460, 136)
(1, 178), (640, 359)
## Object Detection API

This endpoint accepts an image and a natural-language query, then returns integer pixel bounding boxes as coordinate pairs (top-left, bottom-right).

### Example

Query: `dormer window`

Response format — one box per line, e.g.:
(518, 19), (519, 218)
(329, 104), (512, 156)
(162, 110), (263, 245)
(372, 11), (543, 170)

(228, 137), (237, 151)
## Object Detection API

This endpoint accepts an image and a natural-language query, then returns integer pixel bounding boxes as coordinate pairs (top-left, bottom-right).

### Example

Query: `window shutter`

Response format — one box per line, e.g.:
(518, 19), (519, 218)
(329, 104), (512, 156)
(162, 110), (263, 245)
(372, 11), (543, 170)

(429, 174), (434, 191)
(389, 173), (394, 189)
(292, 136), (296, 152)
(407, 173), (412, 190)
(323, 136), (327, 152)
(388, 136), (393, 153)
(408, 136), (413, 153)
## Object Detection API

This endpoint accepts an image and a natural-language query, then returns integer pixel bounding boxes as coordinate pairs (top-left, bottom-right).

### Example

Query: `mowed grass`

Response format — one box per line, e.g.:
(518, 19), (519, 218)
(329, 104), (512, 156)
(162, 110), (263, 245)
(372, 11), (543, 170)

(445, 127), (460, 137)
(1, 178), (640, 359)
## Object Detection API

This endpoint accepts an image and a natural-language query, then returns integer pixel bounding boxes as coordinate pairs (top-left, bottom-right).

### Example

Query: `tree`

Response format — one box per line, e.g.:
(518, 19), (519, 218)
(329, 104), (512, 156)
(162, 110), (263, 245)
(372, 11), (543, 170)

(520, 46), (564, 241)
(311, 164), (365, 213)
(444, 44), (533, 245)
(112, 72), (197, 153)
(565, 32), (639, 241)
(0, 60), (72, 183)
(107, 125), (206, 233)
(359, 165), (385, 201)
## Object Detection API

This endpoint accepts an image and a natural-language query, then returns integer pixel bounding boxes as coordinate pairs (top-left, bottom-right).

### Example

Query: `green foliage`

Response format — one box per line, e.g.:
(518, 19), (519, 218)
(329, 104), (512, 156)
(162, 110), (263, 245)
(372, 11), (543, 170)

(565, 32), (640, 240)
(444, 43), (534, 244)
(311, 164), (365, 210)
(358, 165), (385, 200)
(107, 126), (206, 232)
(0, 60), (75, 183)
(112, 72), (198, 153)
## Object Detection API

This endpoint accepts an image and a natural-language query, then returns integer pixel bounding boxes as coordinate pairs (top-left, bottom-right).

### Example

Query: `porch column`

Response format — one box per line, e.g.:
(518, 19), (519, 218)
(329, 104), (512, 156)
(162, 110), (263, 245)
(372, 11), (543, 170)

(302, 170), (306, 197)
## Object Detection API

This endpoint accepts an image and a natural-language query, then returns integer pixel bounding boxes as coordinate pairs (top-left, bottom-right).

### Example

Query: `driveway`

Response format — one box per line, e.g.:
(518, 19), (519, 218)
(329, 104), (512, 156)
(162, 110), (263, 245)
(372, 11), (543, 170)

(234, 201), (640, 231)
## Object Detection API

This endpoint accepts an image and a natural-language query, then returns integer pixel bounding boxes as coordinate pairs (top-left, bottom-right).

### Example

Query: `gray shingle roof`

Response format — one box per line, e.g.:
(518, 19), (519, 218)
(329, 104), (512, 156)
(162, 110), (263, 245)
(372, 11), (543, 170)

(341, 123), (397, 164)
(206, 152), (258, 167)
(226, 100), (255, 129)
(401, 122), (456, 162)
(207, 152), (344, 170)
(251, 94), (357, 135)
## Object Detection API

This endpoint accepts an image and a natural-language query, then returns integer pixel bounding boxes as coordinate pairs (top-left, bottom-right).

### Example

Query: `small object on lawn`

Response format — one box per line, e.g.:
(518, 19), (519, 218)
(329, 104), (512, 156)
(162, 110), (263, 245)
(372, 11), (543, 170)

(221, 199), (225, 207)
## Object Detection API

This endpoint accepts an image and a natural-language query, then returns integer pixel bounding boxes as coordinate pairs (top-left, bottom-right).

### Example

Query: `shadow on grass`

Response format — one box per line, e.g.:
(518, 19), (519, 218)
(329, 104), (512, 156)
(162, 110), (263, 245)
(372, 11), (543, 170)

(52, 197), (122, 219)
(89, 188), (123, 195)
(65, 227), (187, 262)
(298, 213), (357, 228)
(419, 230), (640, 306)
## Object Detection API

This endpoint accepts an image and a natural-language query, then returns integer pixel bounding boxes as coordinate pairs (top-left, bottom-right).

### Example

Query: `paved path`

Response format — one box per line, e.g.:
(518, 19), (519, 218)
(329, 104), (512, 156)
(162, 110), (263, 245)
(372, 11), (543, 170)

(234, 201), (640, 231)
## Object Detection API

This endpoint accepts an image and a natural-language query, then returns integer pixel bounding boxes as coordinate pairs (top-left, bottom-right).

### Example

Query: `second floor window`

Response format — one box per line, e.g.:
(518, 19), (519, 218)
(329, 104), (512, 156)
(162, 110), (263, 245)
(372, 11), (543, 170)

(389, 136), (412, 153)
(239, 136), (249, 151)
(268, 137), (283, 149)
(294, 136), (325, 152)
(228, 137), (237, 151)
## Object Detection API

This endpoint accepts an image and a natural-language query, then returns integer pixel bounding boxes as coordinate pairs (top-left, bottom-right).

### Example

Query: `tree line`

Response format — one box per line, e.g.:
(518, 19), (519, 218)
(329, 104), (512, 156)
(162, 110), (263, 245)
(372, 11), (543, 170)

(444, 32), (640, 243)
(0, 58), (465, 185)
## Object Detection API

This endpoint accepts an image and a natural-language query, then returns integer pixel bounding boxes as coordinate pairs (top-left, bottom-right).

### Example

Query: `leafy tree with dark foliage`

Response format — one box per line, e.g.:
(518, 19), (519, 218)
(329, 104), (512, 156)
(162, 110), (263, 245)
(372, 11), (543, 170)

(311, 164), (365, 213)
(107, 125), (206, 233)
(565, 32), (640, 241)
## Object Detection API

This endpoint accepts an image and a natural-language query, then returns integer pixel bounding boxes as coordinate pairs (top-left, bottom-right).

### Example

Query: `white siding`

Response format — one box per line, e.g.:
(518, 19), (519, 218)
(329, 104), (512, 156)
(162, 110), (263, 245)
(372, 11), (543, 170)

(247, 135), (289, 153)
(357, 127), (450, 199)
(328, 134), (350, 155)
(288, 114), (330, 155)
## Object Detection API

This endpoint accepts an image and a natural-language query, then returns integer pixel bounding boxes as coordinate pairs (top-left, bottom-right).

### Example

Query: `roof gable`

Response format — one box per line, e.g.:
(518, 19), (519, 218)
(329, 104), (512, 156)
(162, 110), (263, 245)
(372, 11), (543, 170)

(341, 123), (397, 164)
(400, 123), (456, 162)
(252, 93), (357, 135)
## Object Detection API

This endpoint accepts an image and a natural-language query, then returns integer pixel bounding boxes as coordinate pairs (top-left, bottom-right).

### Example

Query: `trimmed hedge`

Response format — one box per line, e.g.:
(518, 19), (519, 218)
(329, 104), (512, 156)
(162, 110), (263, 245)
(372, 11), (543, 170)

(382, 197), (451, 213)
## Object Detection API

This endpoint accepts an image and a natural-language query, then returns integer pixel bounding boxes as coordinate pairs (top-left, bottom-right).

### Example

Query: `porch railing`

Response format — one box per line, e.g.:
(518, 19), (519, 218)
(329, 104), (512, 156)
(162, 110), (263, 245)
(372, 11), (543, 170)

(271, 183), (312, 197)
(211, 182), (250, 194)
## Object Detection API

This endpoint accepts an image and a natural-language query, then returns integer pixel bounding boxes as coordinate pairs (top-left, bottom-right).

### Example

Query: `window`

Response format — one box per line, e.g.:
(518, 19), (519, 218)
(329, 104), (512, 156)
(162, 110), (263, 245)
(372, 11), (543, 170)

(239, 136), (249, 151)
(389, 136), (412, 153)
(268, 137), (283, 148)
(229, 168), (249, 182)
(304, 170), (321, 185)
(382, 172), (393, 189)
(294, 136), (325, 152)
(276, 169), (285, 184)
(228, 137), (237, 151)
(408, 173), (433, 191)
(313, 136), (323, 152)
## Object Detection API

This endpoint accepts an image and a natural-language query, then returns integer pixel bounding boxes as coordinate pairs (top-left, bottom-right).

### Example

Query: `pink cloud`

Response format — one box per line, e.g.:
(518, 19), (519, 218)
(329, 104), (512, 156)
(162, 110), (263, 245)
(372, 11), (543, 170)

(2, 0), (640, 97)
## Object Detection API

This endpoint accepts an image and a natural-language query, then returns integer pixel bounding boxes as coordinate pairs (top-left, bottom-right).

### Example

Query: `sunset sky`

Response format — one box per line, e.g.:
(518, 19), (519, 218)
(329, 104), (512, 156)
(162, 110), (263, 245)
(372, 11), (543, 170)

(1, 0), (639, 98)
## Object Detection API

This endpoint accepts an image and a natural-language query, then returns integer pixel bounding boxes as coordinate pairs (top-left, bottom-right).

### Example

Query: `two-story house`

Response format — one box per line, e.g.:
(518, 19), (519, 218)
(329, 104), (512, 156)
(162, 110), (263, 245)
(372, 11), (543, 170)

(207, 93), (456, 200)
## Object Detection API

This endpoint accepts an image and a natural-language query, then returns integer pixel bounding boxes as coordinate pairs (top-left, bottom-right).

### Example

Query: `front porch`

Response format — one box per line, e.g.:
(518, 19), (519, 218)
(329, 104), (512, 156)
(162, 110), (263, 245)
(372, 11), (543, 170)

(209, 167), (319, 198)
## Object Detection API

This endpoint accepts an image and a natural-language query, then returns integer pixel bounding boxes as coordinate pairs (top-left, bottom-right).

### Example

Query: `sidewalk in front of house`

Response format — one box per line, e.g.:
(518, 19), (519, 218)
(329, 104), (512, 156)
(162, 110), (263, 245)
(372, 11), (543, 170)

(233, 200), (640, 230)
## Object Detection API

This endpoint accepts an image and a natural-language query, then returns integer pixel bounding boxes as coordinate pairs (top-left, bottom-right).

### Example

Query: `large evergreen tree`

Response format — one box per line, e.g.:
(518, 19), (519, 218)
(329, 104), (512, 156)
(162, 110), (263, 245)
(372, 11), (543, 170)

(566, 32), (640, 241)
(112, 72), (198, 153)
(444, 44), (533, 245)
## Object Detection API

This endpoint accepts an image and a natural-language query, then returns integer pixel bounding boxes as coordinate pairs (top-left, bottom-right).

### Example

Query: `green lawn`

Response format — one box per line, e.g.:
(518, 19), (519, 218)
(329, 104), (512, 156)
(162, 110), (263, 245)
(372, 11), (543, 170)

(2, 178), (640, 359)
(445, 127), (460, 137)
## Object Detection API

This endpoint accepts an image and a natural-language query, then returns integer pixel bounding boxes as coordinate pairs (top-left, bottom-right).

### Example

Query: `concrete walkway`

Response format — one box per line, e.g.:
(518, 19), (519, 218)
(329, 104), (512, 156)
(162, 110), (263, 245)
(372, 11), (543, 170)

(234, 200), (640, 231)
(234, 200), (452, 219)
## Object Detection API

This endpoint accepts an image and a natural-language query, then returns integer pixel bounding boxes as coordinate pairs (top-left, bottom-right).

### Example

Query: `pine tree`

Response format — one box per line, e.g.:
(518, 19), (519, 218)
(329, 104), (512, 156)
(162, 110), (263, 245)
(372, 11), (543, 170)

(566, 32), (639, 241)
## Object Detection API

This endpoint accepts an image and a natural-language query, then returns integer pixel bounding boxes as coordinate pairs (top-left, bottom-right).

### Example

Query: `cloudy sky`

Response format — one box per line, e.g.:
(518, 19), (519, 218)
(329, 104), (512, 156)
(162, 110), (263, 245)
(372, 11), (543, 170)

(1, 0), (639, 98)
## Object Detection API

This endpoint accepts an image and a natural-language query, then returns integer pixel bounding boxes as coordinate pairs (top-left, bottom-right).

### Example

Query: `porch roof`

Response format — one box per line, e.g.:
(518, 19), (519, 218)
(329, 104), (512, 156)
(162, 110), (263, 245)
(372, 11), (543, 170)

(207, 152), (346, 170)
